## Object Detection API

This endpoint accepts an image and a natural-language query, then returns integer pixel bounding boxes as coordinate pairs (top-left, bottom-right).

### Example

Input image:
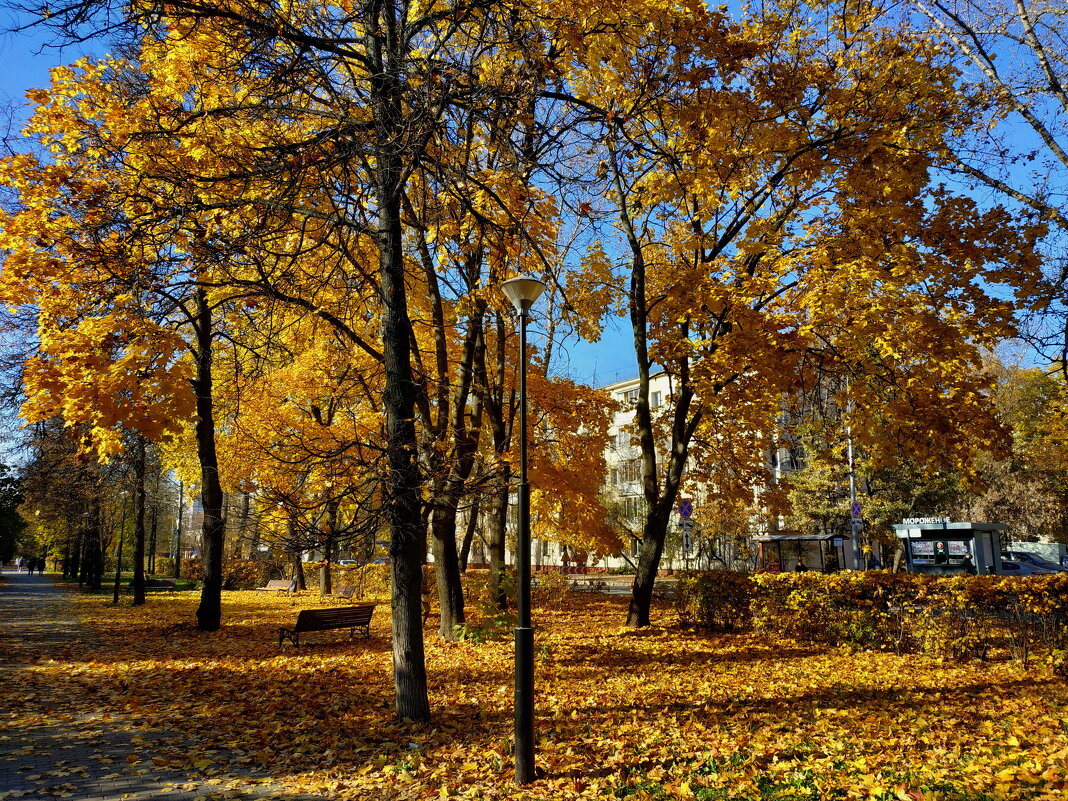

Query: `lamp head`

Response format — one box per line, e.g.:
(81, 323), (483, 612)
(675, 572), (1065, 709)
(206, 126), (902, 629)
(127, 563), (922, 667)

(501, 275), (547, 315)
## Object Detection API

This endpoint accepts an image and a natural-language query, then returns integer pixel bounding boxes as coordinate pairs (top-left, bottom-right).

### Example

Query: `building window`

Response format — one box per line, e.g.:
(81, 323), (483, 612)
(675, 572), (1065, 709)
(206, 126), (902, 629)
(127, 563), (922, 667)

(631, 536), (642, 557)
(651, 391), (661, 409)
(609, 468), (619, 486)
(622, 495), (646, 520)
(616, 430), (629, 449)
(622, 459), (641, 483)
(622, 388), (639, 406)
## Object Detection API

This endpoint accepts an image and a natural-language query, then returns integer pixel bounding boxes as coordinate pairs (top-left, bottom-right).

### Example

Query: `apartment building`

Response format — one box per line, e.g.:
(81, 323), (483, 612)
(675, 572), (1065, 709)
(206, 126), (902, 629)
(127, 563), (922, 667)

(599, 373), (857, 572)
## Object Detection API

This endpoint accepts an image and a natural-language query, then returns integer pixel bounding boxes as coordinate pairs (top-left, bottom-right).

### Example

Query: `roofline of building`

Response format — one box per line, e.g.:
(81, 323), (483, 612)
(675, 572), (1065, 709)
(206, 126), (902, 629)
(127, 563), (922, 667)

(598, 370), (668, 392)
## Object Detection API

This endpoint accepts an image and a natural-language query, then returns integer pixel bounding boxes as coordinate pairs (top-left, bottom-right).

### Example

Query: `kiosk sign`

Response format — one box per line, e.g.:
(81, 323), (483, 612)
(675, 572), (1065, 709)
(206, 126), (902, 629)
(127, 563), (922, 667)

(902, 516), (950, 525)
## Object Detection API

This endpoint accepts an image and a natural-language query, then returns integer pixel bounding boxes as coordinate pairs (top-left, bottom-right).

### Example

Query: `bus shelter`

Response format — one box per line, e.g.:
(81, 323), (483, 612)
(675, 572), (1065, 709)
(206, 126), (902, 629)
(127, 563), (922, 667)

(891, 519), (1006, 575)
(754, 533), (850, 573)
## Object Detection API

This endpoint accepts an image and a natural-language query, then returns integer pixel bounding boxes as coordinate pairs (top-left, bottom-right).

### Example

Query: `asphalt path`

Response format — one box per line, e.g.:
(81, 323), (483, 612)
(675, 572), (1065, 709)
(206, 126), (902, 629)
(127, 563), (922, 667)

(0, 568), (329, 801)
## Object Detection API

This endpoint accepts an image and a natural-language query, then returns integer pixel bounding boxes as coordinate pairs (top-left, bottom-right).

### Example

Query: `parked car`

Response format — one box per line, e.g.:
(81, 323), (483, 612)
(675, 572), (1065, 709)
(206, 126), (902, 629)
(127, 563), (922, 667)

(337, 559), (359, 566)
(999, 559), (1059, 576)
(1001, 551), (1067, 572)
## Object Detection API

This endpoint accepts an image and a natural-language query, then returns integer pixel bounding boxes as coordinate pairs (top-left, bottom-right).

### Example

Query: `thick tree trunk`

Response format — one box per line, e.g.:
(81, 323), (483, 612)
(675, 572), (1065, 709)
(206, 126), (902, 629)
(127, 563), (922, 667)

(370, 2), (431, 720)
(192, 288), (226, 632)
(626, 514), (670, 627)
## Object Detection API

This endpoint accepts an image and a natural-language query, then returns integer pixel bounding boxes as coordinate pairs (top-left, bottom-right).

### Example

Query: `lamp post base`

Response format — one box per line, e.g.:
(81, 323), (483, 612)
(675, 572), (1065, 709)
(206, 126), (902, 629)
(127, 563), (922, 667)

(514, 625), (535, 784)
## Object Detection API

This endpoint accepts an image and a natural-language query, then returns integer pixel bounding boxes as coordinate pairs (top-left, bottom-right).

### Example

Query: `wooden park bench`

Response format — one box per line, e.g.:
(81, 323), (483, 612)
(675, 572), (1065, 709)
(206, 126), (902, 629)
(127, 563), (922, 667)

(332, 584), (356, 600)
(278, 604), (375, 647)
(126, 577), (176, 592)
(256, 579), (296, 594)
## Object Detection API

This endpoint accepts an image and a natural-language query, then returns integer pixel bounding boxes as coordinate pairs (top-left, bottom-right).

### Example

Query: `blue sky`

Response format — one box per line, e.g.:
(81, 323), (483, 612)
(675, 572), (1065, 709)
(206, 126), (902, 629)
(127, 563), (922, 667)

(0, 24), (73, 116)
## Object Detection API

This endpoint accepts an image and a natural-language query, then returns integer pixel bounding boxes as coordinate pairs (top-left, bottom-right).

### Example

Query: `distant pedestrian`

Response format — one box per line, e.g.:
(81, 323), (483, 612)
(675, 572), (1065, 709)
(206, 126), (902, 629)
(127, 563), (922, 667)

(15, 557), (23, 572)
(960, 554), (976, 575)
(794, 559), (808, 572)
(37, 557), (45, 576)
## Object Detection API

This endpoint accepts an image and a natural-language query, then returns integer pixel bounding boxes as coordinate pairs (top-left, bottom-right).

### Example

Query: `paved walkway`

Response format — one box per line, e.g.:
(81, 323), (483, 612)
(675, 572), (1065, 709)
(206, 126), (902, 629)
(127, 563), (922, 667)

(0, 569), (329, 801)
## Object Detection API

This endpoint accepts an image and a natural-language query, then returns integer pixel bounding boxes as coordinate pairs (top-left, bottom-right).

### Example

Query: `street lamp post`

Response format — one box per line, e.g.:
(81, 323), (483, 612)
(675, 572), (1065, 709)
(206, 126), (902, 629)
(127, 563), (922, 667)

(501, 274), (546, 786)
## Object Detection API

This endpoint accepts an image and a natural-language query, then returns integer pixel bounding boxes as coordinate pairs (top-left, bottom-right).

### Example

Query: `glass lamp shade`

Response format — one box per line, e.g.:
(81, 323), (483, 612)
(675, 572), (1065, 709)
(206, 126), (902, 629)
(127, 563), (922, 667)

(501, 275), (547, 314)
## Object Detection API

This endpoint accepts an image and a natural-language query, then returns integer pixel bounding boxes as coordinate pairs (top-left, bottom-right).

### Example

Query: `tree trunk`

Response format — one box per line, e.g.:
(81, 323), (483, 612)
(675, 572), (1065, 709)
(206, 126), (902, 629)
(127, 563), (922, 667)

(69, 526), (81, 582)
(319, 557), (331, 596)
(147, 459), (161, 574)
(132, 436), (147, 606)
(371, 1), (431, 720)
(173, 480), (184, 580)
(430, 501), (465, 640)
(484, 467), (511, 611)
(293, 550), (306, 591)
(193, 287), (226, 632)
(147, 504), (158, 575)
(236, 490), (252, 559)
(626, 514), (670, 627)
(87, 523), (103, 590)
(458, 496), (480, 572)
(319, 500), (337, 596)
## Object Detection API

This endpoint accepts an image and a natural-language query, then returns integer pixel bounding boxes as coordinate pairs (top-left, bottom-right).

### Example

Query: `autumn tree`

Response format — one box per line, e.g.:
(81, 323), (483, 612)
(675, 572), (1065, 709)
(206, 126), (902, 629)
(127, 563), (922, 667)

(959, 359), (1068, 538)
(540, 0), (1043, 625)
(2, 0), (581, 719)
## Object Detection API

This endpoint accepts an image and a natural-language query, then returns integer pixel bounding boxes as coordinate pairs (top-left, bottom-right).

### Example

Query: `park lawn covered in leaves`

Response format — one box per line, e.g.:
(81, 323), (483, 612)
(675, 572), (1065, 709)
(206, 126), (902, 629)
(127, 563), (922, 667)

(4, 587), (1068, 801)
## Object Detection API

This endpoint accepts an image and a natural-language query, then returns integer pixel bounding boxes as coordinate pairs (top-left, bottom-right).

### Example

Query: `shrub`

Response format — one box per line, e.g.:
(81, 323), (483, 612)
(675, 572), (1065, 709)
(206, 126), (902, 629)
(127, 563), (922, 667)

(677, 570), (1068, 668)
(675, 571), (753, 632)
(150, 557), (289, 588)
(533, 570), (570, 608)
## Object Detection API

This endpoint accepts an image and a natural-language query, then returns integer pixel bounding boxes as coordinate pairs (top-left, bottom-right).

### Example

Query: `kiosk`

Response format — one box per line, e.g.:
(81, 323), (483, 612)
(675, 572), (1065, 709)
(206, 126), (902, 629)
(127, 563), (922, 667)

(891, 518), (1006, 575)
(754, 533), (852, 572)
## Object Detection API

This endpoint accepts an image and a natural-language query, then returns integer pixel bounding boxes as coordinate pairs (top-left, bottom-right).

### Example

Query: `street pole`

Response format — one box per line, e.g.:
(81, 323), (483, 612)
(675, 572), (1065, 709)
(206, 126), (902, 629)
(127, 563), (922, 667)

(501, 275), (546, 786)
